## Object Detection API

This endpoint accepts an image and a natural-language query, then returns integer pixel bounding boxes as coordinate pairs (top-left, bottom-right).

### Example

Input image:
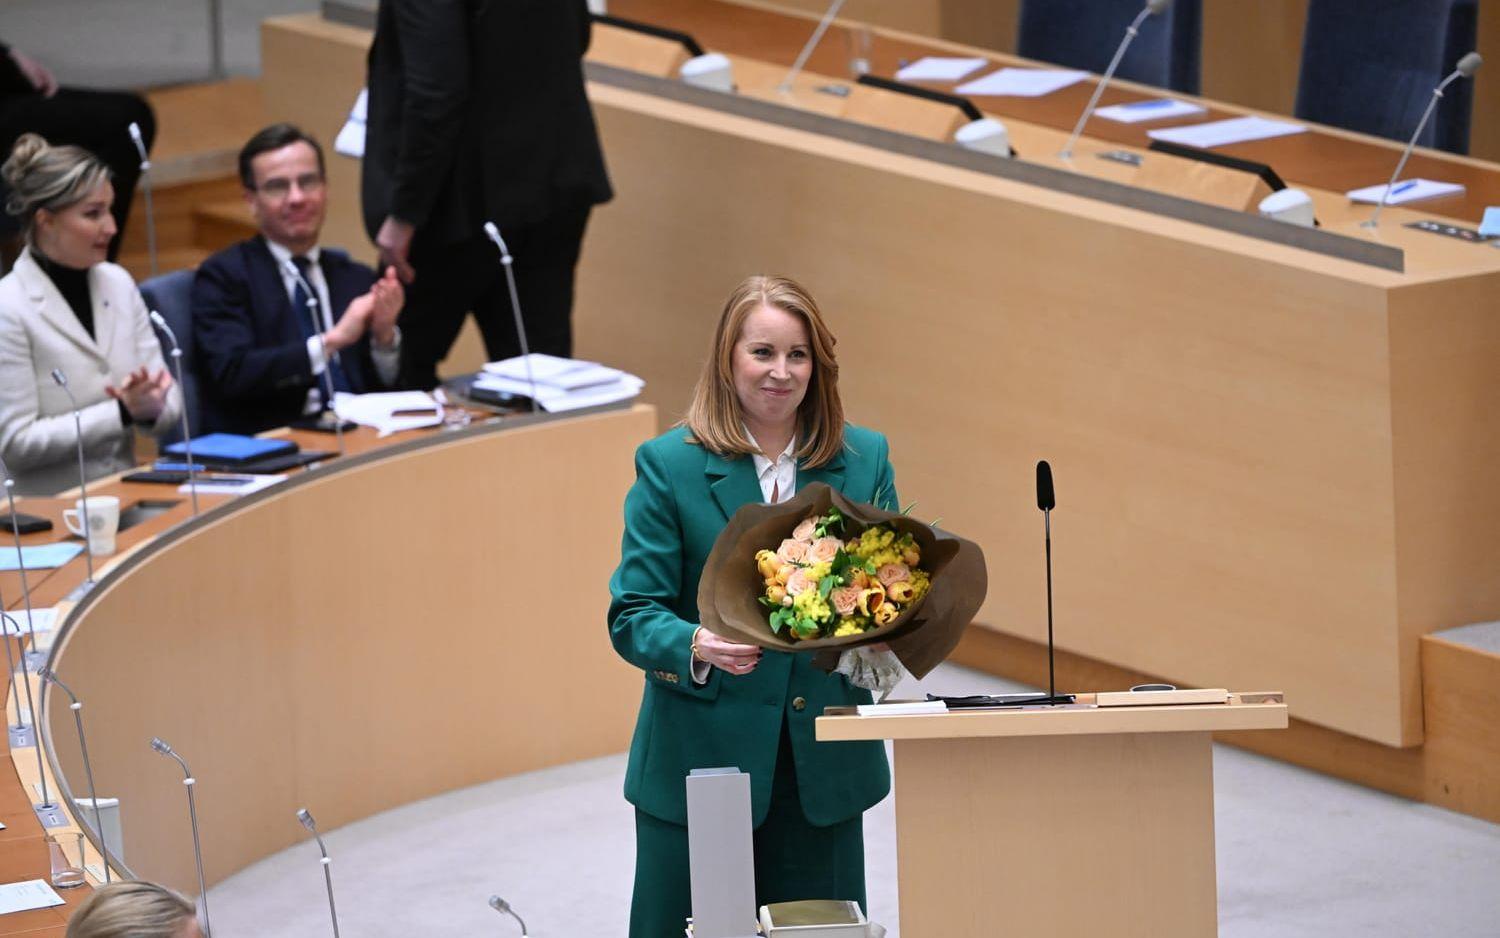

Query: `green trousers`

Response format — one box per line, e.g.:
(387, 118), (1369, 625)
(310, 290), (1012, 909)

(628, 725), (868, 938)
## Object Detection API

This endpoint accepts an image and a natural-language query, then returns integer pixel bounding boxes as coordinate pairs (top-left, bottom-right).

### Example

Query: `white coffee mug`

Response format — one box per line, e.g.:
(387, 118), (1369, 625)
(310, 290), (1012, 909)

(680, 53), (735, 93)
(63, 496), (120, 556)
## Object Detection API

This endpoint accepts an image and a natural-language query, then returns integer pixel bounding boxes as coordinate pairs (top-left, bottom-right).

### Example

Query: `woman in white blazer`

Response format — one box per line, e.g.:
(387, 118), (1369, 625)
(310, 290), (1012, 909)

(0, 134), (180, 495)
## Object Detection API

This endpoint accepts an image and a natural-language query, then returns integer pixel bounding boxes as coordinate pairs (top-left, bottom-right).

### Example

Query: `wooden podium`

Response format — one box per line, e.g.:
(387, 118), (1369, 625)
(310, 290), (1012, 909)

(817, 694), (1288, 937)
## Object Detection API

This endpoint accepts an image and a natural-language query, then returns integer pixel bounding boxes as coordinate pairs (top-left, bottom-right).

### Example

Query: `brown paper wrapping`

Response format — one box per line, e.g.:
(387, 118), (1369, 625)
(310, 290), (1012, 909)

(696, 482), (987, 680)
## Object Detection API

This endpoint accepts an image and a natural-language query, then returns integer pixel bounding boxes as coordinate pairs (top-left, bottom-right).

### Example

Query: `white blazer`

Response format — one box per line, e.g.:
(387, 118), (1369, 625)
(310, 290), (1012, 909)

(0, 248), (183, 496)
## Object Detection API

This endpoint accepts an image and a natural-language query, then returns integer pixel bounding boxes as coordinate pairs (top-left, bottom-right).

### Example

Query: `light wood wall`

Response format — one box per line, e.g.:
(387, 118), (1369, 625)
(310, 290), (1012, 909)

(45, 407), (655, 891)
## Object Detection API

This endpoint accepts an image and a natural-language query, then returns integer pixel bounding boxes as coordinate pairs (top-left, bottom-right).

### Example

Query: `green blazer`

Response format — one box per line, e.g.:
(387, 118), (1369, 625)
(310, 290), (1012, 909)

(608, 424), (898, 828)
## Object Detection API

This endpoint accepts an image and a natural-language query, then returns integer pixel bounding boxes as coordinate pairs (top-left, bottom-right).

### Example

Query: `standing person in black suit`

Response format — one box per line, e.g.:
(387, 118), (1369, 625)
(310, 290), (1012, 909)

(193, 124), (403, 436)
(362, 0), (612, 390)
(0, 40), (155, 262)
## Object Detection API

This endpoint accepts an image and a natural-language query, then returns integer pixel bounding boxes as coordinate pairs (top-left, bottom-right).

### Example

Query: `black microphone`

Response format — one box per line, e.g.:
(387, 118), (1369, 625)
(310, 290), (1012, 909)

(488, 895), (529, 935)
(1033, 460), (1074, 706)
(49, 368), (96, 587)
(1365, 51), (1483, 228)
(296, 809), (341, 938)
(151, 737), (213, 936)
(1058, 0), (1172, 160)
(282, 258), (347, 456)
(38, 668), (112, 882)
(148, 311), (198, 514)
(482, 223), (540, 413)
(128, 122), (159, 279)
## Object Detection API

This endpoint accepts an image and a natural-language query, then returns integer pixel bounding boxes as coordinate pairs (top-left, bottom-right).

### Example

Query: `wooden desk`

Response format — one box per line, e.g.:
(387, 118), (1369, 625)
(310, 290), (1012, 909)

(818, 695), (1288, 937)
(0, 404), (653, 913)
(269, 1), (1500, 755)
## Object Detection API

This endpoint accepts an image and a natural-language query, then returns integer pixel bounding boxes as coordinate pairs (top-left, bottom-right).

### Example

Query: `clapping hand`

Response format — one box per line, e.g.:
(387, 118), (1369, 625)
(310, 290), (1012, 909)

(8, 48), (58, 98)
(368, 266), (404, 347)
(105, 366), (172, 423)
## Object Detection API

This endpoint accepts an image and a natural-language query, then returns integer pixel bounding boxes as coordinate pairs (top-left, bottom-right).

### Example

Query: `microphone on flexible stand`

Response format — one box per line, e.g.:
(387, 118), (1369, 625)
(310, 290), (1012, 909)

(777, 0), (848, 93)
(282, 259), (347, 456)
(488, 895), (529, 935)
(127, 122), (159, 279)
(37, 668), (111, 882)
(482, 223), (540, 413)
(147, 311), (198, 514)
(1364, 51), (1483, 229)
(1032, 461), (1075, 706)
(48, 369), (95, 589)
(296, 809), (341, 938)
(150, 737), (213, 936)
(1058, 0), (1172, 161)
(1, 459), (50, 670)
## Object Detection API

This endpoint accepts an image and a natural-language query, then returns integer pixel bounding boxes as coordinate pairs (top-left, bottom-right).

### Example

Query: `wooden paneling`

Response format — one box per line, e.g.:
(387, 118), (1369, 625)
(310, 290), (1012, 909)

(1422, 635), (1500, 823)
(43, 407), (655, 892)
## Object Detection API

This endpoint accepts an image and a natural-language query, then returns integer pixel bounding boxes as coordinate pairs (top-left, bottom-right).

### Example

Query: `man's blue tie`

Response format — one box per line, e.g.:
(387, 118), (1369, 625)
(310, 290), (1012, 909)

(291, 254), (351, 401)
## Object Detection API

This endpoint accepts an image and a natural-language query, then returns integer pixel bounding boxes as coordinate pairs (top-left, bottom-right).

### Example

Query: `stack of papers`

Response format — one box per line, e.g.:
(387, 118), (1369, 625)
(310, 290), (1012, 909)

(473, 354), (644, 413)
(1147, 115), (1306, 148)
(1346, 179), (1466, 205)
(956, 67), (1088, 97)
(0, 879), (64, 914)
(0, 543), (82, 571)
(334, 391), (443, 436)
(1096, 98), (1206, 124)
(179, 474), (286, 497)
(895, 56), (988, 83)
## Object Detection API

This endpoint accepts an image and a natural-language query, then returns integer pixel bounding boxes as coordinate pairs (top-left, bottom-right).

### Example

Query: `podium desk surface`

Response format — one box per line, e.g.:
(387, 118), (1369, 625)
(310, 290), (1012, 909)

(816, 694), (1288, 741)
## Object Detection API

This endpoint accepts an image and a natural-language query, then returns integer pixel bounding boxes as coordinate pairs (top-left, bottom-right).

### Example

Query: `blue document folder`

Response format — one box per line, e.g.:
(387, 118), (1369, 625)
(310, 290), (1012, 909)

(162, 434), (296, 465)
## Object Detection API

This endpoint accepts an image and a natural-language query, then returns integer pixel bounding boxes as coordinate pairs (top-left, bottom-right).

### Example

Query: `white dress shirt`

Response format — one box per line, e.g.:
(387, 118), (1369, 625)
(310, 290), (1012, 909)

(264, 240), (400, 412)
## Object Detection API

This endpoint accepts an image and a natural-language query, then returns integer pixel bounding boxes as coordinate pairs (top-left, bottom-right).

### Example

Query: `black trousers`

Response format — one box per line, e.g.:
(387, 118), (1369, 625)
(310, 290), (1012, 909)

(0, 88), (156, 261)
(399, 204), (592, 390)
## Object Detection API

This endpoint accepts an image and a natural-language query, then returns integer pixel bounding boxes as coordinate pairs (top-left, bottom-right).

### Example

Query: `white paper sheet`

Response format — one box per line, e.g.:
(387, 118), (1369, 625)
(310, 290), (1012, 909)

(178, 475), (286, 497)
(1095, 98), (1206, 124)
(334, 391), (443, 436)
(895, 56), (989, 83)
(1345, 178), (1466, 205)
(471, 373), (644, 413)
(334, 88), (367, 159)
(0, 879), (65, 915)
(1147, 115), (1305, 148)
(482, 354), (626, 391)
(956, 67), (1088, 97)
(0, 607), (57, 635)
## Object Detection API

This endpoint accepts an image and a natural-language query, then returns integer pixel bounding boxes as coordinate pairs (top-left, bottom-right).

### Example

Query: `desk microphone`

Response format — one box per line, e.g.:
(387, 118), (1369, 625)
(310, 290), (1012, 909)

(777, 0), (848, 94)
(49, 369), (95, 587)
(281, 259), (347, 456)
(296, 809), (341, 938)
(488, 895), (529, 935)
(1032, 461), (1074, 706)
(151, 737), (213, 936)
(1058, 0), (1172, 161)
(482, 223), (540, 413)
(1364, 51), (1482, 228)
(0, 611), (54, 819)
(148, 311), (198, 514)
(128, 122), (159, 279)
(37, 668), (111, 882)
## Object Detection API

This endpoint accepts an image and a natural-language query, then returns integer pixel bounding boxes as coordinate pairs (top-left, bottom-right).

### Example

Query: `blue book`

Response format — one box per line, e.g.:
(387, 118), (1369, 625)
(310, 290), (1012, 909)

(162, 434), (297, 465)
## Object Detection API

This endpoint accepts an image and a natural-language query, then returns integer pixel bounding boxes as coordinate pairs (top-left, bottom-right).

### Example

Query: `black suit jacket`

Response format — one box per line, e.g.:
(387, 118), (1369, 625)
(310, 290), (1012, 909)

(361, 0), (613, 246)
(191, 237), (385, 436)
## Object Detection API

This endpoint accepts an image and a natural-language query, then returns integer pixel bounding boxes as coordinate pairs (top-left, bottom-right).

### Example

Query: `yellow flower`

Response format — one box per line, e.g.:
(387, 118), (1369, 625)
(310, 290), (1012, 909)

(833, 622), (863, 637)
(767, 584), (788, 605)
(792, 587), (832, 623)
(874, 604), (899, 626)
(756, 549), (780, 579)
(887, 580), (915, 604)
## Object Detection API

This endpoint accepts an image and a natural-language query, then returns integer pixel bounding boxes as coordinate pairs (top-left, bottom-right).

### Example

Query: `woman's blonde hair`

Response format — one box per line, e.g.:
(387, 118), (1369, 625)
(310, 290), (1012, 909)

(66, 881), (196, 938)
(681, 275), (845, 467)
(2, 133), (112, 243)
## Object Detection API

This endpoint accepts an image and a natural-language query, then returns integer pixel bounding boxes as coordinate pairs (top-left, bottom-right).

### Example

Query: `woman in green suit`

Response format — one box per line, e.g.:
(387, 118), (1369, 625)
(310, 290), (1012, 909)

(608, 275), (900, 937)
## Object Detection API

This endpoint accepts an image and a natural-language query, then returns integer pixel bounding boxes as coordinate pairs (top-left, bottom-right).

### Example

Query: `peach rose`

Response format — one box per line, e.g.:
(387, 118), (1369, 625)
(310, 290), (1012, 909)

(775, 565), (794, 585)
(877, 563), (911, 587)
(792, 516), (819, 542)
(901, 547), (921, 566)
(786, 569), (813, 596)
(808, 537), (843, 564)
(886, 580), (916, 604)
(830, 586), (860, 617)
(777, 538), (809, 565)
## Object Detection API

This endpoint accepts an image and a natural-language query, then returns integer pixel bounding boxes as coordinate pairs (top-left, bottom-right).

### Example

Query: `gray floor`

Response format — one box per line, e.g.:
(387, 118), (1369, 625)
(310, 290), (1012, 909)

(2, 0), (318, 89)
(206, 663), (1500, 937)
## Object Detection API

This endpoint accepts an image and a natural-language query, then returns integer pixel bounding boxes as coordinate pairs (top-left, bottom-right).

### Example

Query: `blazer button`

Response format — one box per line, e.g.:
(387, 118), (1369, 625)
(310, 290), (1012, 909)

(792, 696), (806, 711)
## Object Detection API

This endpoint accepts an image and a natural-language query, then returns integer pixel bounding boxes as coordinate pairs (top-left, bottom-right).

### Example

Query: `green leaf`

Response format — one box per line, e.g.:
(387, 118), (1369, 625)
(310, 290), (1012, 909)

(758, 596), (777, 608)
(865, 560), (877, 575)
(818, 576), (835, 600)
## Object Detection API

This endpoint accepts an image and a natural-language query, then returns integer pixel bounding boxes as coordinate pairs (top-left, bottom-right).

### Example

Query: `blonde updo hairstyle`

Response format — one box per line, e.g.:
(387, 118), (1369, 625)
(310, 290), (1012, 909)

(65, 881), (196, 938)
(2, 133), (113, 244)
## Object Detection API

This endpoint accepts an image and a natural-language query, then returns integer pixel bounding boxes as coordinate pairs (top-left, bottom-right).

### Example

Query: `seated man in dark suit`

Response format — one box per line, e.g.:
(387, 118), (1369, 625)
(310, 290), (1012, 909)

(192, 123), (402, 436)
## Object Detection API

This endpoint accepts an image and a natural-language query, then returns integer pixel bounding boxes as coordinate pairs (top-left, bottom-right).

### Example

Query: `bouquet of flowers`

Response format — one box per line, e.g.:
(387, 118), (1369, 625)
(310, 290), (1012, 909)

(697, 482), (986, 679)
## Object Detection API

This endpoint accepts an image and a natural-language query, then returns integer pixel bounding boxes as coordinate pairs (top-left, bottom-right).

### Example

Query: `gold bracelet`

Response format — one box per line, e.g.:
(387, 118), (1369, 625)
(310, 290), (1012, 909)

(690, 627), (705, 663)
